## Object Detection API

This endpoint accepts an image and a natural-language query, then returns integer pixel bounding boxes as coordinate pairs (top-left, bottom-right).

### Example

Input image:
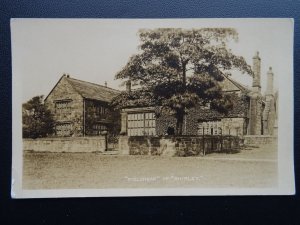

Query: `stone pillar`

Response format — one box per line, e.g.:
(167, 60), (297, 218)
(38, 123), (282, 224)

(160, 138), (176, 156)
(263, 67), (275, 135)
(118, 136), (130, 155)
(252, 51), (261, 93)
(266, 67), (274, 96)
(120, 110), (127, 135)
(263, 117), (269, 135)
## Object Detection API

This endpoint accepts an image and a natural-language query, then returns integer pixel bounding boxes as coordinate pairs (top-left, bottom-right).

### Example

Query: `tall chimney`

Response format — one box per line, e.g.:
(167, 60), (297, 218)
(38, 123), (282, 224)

(126, 80), (131, 92)
(266, 67), (274, 96)
(252, 51), (261, 92)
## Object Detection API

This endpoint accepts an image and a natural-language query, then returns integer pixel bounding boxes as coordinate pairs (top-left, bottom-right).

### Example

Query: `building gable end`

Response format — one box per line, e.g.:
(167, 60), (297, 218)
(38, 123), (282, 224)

(44, 75), (83, 103)
(220, 76), (242, 92)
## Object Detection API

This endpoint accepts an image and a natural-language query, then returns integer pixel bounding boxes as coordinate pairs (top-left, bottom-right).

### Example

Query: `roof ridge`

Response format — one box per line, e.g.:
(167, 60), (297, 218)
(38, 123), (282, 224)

(67, 76), (121, 93)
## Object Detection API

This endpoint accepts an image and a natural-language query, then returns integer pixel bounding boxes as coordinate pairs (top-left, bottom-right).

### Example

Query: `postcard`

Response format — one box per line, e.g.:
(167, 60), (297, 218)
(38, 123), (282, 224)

(11, 18), (295, 198)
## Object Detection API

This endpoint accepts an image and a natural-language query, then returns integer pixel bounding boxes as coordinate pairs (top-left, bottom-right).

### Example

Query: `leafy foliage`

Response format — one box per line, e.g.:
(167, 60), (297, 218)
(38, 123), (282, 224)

(112, 28), (253, 135)
(22, 96), (55, 138)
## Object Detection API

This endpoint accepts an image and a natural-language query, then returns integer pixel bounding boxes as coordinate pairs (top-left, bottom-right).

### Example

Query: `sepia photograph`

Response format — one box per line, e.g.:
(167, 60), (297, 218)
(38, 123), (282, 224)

(11, 19), (294, 197)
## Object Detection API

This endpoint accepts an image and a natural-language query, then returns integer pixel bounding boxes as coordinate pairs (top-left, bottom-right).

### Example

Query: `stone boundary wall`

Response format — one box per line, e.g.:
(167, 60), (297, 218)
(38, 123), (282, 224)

(243, 135), (277, 146)
(23, 137), (106, 152)
(124, 135), (241, 156)
(174, 136), (240, 156)
(127, 136), (161, 155)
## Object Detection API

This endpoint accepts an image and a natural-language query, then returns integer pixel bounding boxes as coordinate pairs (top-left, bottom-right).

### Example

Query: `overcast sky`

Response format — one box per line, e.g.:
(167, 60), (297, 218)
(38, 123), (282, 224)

(11, 19), (293, 103)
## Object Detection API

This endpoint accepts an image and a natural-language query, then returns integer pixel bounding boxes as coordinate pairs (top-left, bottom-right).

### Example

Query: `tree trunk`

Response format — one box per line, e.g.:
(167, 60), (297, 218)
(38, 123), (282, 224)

(177, 61), (187, 135)
(176, 111), (184, 135)
(182, 62), (187, 88)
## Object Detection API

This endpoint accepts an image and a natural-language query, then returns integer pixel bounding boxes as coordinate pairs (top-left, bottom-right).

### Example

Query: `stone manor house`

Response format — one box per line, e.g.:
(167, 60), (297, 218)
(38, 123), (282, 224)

(44, 75), (120, 137)
(44, 52), (278, 138)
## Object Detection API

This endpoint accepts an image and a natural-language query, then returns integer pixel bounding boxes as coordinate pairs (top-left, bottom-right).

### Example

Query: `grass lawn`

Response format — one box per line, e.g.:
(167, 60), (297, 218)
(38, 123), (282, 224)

(23, 143), (277, 189)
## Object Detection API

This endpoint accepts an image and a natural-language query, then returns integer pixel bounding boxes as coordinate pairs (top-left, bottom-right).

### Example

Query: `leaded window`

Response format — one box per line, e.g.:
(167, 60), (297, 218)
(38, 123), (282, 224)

(127, 112), (156, 136)
(55, 99), (72, 112)
(92, 124), (107, 135)
(56, 123), (72, 136)
(197, 121), (222, 135)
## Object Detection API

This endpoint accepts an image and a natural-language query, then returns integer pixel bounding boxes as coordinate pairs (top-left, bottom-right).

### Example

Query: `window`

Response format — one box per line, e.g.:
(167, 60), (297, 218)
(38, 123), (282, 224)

(127, 112), (156, 136)
(92, 124), (107, 135)
(144, 112), (156, 136)
(55, 99), (72, 112)
(56, 123), (72, 136)
(94, 105), (108, 119)
(198, 121), (221, 135)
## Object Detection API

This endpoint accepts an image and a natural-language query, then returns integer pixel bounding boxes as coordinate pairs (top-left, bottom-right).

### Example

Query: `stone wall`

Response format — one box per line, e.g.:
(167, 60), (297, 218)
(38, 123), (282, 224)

(45, 76), (84, 136)
(23, 137), (106, 152)
(263, 96), (276, 135)
(123, 135), (241, 156)
(243, 135), (277, 146)
(174, 136), (240, 156)
(127, 136), (162, 155)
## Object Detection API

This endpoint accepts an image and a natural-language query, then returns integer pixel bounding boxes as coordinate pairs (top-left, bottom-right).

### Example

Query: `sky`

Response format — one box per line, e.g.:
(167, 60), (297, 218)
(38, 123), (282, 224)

(11, 19), (293, 103)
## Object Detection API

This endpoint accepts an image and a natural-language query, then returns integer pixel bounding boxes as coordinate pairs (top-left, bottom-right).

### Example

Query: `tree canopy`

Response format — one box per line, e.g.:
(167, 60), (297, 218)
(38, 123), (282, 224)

(112, 28), (253, 135)
(22, 95), (55, 138)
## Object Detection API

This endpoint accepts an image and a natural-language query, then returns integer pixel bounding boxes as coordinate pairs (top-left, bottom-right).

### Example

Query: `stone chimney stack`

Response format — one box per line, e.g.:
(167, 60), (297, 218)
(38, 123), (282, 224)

(266, 67), (274, 96)
(252, 51), (261, 93)
(126, 80), (131, 92)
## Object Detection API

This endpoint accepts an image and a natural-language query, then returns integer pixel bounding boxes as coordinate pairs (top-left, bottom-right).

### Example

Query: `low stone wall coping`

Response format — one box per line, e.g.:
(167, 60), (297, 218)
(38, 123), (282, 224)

(23, 136), (106, 141)
(242, 135), (277, 145)
(243, 135), (276, 138)
(23, 136), (106, 152)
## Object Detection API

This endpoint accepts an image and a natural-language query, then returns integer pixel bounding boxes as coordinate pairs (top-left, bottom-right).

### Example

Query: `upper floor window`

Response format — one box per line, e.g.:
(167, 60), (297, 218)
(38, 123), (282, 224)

(96, 106), (108, 116)
(55, 99), (72, 110)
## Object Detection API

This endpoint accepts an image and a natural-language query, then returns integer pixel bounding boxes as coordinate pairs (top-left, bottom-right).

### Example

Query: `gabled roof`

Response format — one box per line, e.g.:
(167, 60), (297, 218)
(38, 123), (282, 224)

(66, 76), (120, 102)
(45, 75), (120, 103)
(221, 75), (251, 94)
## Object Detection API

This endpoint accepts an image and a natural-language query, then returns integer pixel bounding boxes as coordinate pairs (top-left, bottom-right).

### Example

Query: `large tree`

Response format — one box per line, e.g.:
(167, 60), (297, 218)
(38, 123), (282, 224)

(22, 95), (55, 138)
(112, 28), (253, 135)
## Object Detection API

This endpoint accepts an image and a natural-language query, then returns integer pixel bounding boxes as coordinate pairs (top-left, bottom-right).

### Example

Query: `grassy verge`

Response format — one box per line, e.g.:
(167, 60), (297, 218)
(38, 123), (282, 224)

(23, 144), (277, 189)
